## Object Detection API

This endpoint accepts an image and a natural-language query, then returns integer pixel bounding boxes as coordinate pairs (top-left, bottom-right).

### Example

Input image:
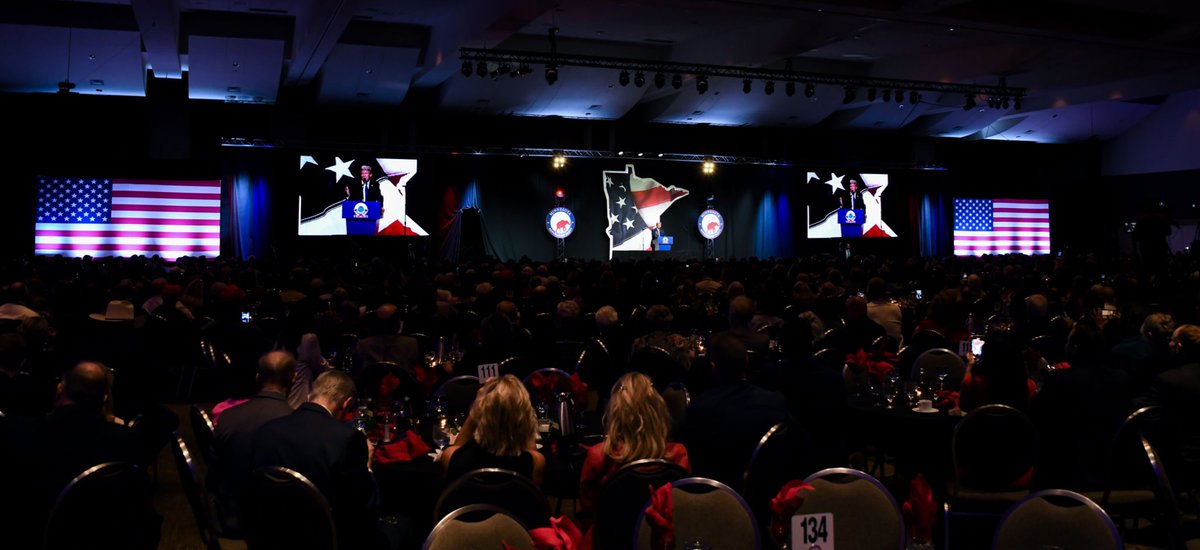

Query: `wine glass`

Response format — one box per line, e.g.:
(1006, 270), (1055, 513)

(769, 518), (790, 549)
(936, 364), (950, 392)
(885, 383), (900, 409)
(905, 381), (921, 408)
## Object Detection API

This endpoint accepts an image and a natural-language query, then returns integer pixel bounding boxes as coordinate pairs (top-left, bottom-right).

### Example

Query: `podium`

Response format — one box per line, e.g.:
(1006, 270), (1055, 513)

(837, 209), (864, 238)
(342, 201), (381, 235)
(657, 235), (673, 251)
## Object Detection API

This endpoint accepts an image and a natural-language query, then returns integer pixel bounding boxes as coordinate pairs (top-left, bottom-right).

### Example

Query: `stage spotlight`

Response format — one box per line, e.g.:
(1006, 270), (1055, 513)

(867, 87), (877, 102)
(552, 151), (566, 169)
(963, 93), (976, 111)
(654, 71), (665, 88)
(842, 85), (856, 104)
(743, 79), (752, 94)
(804, 83), (816, 99)
(555, 188), (565, 198)
(461, 61), (473, 77)
(545, 64), (558, 85)
(672, 73), (682, 89)
(785, 81), (795, 96)
(476, 61), (487, 78)
(909, 90), (919, 104)
(619, 70), (630, 86)
(634, 71), (646, 87)
(1001, 96), (1010, 109)
(702, 156), (716, 175)
(882, 89), (892, 103)
(697, 75), (708, 94)
(764, 81), (775, 95)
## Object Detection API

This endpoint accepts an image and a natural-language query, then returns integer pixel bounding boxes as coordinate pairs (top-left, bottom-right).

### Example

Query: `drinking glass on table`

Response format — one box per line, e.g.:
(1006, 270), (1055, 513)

(905, 381), (922, 407)
(885, 383), (900, 409)
(936, 364), (950, 392)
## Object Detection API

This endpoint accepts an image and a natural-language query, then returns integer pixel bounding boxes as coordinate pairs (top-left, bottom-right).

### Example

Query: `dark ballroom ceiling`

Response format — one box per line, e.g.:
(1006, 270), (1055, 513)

(2, 0), (1199, 144)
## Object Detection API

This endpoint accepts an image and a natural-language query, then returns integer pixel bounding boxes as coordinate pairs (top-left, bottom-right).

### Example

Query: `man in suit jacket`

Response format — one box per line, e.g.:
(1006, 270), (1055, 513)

(650, 222), (662, 250)
(208, 350), (297, 534)
(0, 361), (146, 548)
(713, 295), (769, 354)
(680, 332), (793, 489)
(345, 164), (384, 203)
(355, 303), (420, 370)
(1136, 324), (1200, 492)
(253, 370), (380, 549)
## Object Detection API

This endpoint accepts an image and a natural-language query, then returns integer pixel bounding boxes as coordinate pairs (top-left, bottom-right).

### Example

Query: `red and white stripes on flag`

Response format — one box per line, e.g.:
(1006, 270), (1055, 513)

(34, 178), (221, 260)
(953, 198), (1050, 256)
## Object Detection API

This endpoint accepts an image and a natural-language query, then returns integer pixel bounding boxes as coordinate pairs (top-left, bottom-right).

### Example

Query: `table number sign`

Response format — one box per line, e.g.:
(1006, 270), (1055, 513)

(478, 363), (499, 382)
(793, 513), (834, 549)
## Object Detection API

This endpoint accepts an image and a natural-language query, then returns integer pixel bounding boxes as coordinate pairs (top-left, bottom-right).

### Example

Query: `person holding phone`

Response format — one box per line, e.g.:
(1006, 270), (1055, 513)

(958, 331), (1036, 412)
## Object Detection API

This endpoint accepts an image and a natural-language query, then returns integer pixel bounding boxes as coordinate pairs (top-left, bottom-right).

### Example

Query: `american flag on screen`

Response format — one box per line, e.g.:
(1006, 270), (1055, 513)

(35, 178), (221, 260)
(953, 198), (1050, 256)
(603, 165), (688, 258)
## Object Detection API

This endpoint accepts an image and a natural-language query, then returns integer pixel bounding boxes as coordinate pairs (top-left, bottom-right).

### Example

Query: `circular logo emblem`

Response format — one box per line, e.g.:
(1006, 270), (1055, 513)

(844, 210), (857, 224)
(697, 209), (724, 240)
(546, 207), (576, 239)
(352, 202), (369, 218)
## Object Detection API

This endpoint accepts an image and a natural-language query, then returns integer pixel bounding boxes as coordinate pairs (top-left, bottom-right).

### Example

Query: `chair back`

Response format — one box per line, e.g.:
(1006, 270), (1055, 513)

(43, 462), (157, 550)
(1028, 335), (1062, 365)
(1100, 405), (1161, 501)
(189, 404), (215, 464)
(575, 338), (612, 392)
(660, 382), (690, 439)
(910, 348), (966, 390)
(635, 477), (759, 550)
(811, 347), (844, 371)
(499, 356), (536, 380)
(434, 468), (549, 530)
(554, 340), (587, 371)
(240, 466), (336, 550)
(522, 368), (575, 407)
(596, 459), (689, 550)
(356, 361), (422, 403)
(170, 432), (223, 548)
(423, 504), (533, 550)
(629, 346), (685, 390)
(743, 422), (813, 532)
(952, 404), (1038, 492)
(872, 335), (900, 353)
(434, 375), (482, 416)
(797, 467), (905, 550)
(993, 489), (1122, 550)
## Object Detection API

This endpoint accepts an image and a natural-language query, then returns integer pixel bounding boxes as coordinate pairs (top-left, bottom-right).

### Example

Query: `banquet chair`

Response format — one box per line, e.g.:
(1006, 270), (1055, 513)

(1082, 406), (1162, 527)
(634, 477), (759, 550)
(595, 458), (689, 550)
(434, 375), (482, 416)
(423, 504), (533, 550)
(170, 432), (235, 548)
(240, 466), (336, 550)
(660, 381), (690, 440)
(811, 347), (844, 371)
(554, 340), (587, 372)
(189, 404), (215, 465)
(945, 404), (1039, 549)
(910, 348), (966, 390)
(629, 345), (685, 391)
(499, 356), (537, 380)
(575, 337), (612, 403)
(434, 468), (550, 530)
(1029, 334), (1063, 365)
(992, 489), (1122, 550)
(872, 334), (901, 353)
(43, 462), (158, 550)
(356, 360), (422, 403)
(743, 422), (814, 535)
(796, 467), (906, 550)
(906, 329), (949, 358)
(522, 367), (575, 407)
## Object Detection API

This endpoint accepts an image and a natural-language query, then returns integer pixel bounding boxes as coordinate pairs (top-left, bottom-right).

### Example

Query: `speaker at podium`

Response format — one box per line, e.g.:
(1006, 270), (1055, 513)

(838, 208), (864, 238)
(342, 200), (381, 235)
(656, 235), (673, 251)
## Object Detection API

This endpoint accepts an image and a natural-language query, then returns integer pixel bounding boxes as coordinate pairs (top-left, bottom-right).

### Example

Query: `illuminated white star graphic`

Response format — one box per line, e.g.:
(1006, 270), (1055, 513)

(609, 213), (619, 224)
(807, 172), (819, 183)
(300, 155), (317, 169)
(325, 156), (354, 183)
(824, 173), (845, 195)
(623, 218), (635, 230)
(616, 196), (626, 208)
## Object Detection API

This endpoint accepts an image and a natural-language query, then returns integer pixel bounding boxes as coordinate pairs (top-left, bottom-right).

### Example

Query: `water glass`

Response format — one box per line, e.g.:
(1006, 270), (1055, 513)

(885, 384), (900, 409)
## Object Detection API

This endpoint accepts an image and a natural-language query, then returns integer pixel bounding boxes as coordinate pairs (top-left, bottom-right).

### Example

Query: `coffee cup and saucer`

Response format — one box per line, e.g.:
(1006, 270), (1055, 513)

(912, 399), (938, 413)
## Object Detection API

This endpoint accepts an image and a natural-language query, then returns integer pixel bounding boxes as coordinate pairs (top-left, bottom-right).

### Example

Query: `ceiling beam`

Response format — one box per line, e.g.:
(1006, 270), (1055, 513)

(129, 0), (181, 78)
(284, 0), (362, 86)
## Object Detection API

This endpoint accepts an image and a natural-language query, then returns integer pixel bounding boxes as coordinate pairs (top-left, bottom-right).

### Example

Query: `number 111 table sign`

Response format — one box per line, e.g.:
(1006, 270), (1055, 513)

(793, 513), (834, 549)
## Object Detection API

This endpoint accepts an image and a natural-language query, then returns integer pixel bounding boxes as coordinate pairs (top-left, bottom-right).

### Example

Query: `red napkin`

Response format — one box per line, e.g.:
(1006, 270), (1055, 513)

(1052, 361), (1072, 371)
(412, 365), (438, 395)
(380, 373), (401, 401)
(936, 390), (960, 410)
(845, 348), (870, 373)
(570, 372), (588, 410)
(901, 474), (936, 543)
(373, 430), (432, 465)
(644, 482), (675, 550)
(769, 480), (815, 540)
(530, 516), (582, 550)
(530, 371), (559, 403)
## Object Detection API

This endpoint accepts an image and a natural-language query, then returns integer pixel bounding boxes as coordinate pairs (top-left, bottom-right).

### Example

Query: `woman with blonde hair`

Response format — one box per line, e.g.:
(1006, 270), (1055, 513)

(440, 375), (546, 485)
(576, 372), (690, 529)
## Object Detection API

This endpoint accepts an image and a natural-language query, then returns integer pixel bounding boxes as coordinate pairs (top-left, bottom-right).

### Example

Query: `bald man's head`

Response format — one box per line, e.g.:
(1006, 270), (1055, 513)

(257, 350), (296, 392)
(60, 361), (109, 412)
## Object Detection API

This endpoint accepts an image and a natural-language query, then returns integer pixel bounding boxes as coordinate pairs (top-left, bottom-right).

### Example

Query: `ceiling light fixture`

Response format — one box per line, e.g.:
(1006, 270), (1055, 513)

(619, 70), (630, 86)
(785, 81), (795, 96)
(654, 71), (665, 88)
(909, 91), (919, 105)
(804, 83), (816, 99)
(634, 71), (646, 87)
(697, 75), (708, 94)
(963, 93), (976, 111)
(672, 73), (682, 89)
(743, 79), (752, 94)
(882, 89), (892, 103)
(764, 81), (775, 95)
(867, 87), (877, 102)
(461, 61), (473, 77)
(545, 64), (558, 85)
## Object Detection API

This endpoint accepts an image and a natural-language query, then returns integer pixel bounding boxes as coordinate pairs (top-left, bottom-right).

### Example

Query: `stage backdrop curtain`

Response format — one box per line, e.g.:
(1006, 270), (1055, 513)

(226, 160), (272, 259)
(918, 192), (949, 257)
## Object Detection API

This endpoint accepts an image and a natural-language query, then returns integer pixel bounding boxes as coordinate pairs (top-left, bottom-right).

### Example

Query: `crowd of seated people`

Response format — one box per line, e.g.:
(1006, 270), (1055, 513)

(0, 249), (1197, 547)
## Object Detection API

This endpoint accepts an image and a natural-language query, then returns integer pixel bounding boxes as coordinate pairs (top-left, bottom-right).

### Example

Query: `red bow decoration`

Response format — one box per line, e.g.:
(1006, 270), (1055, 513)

(379, 373), (401, 401)
(373, 430), (432, 465)
(530, 516), (583, 550)
(412, 365), (438, 395)
(847, 349), (898, 384)
(845, 348), (871, 373)
(644, 482), (675, 550)
(901, 474), (936, 543)
(769, 480), (815, 541)
(936, 390), (960, 410)
(1052, 361), (1072, 371)
(570, 372), (589, 410)
(530, 371), (560, 404)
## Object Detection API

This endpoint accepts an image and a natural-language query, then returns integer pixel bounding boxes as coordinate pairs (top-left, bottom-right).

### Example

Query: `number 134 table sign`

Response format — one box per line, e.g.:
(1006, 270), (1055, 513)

(792, 513), (834, 549)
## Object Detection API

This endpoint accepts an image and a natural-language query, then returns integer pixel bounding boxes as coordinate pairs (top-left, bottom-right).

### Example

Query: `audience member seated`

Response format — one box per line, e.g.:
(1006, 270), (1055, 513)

(355, 303), (420, 370)
(1122, 313), (1178, 396)
(631, 305), (694, 371)
(839, 295), (887, 353)
(209, 350), (297, 534)
(0, 333), (41, 416)
(576, 372), (691, 531)
(959, 330), (1037, 412)
(440, 374), (546, 486)
(1135, 324), (1200, 494)
(865, 277), (904, 346)
(0, 361), (145, 549)
(679, 332), (792, 489)
(253, 370), (384, 550)
(716, 296), (769, 354)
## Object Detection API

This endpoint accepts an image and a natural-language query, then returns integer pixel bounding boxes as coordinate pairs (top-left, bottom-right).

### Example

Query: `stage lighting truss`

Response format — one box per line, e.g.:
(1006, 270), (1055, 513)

(459, 47), (1024, 108)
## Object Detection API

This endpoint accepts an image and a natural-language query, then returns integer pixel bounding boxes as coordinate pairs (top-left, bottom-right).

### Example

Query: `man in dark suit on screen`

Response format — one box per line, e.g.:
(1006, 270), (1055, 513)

(651, 222), (662, 251)
(345, 164), (384, 203)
